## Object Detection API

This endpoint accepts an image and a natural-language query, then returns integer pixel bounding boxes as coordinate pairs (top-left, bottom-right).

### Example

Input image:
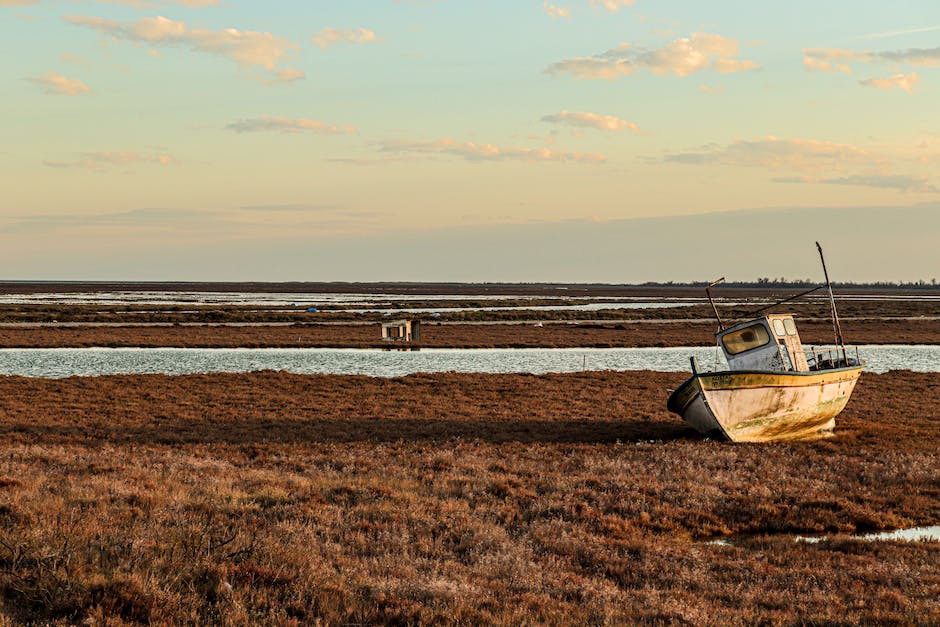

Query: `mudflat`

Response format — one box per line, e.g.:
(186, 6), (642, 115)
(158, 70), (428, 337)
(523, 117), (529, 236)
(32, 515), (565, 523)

(0, 370), (936, 623)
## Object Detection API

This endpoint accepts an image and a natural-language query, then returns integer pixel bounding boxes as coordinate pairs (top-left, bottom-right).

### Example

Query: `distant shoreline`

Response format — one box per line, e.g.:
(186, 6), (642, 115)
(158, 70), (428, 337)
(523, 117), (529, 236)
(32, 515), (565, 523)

(0, 281), (937, 297)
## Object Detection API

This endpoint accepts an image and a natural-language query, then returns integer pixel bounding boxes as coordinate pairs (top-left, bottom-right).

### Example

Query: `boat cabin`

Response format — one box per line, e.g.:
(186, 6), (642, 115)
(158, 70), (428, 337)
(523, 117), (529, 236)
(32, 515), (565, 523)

(717, 314), (809, 373)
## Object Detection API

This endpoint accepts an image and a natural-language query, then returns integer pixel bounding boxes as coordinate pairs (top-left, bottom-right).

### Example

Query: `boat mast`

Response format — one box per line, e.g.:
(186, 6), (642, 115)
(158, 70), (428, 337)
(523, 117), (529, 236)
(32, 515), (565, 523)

(816, 241), (847, 363)
(706, 277), (725, 331)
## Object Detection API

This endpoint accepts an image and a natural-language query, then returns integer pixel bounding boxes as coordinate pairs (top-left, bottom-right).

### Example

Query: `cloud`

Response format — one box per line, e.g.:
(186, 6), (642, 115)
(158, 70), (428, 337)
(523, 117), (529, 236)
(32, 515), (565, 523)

(822, 174), (937, 193)
(273, 68), (305, 82)
(44, 151), (176, 171)
(664, 136), (882, 172)
(802, 48), (875, 66)
(879, 46), (940, 66)
(329, 155), (436, 166)
(542, 2), (570, 18)
(802, 56), (852, 74)
(27, 70), (91, 95)
(3, 204), (387, 237)
(546, 33), (759, 79)
(860, 72), (920, 93)
(239, 204), (389, 221)
(590, 0), (635, 12)
(774, 174), (937, 193)
(672, 137), (936, 193)
(712, 58), (760, 74)
(803, 45), (940, 72)
(312, 27), (379, 49)
(3, 208), (230, 235)
(65, 14), (299, 76)
(240, 203), (340, 212)
(378, 138), (606, 164)
(225, 116), (357, 134)
(545, 56), (634, 80)
(541, 110), (640, 132)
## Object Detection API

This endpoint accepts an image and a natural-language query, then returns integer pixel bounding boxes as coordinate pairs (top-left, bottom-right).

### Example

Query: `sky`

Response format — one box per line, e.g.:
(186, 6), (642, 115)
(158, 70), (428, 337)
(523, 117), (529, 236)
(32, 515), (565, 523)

(2, 0), (939, 282)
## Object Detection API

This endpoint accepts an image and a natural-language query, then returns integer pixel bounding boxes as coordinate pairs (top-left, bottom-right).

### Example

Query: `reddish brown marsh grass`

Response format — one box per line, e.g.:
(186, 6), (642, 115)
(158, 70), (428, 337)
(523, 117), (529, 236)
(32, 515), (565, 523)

(0, 371), (936, 624)
(0, 291), (936, 323)
(0, 317), (938, 348)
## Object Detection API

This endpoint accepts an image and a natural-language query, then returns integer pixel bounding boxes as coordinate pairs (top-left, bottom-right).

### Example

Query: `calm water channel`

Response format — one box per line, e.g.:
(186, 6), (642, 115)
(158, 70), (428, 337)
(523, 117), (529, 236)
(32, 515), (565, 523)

(0, 291), (694, 308)
(0, 345), (936, 378)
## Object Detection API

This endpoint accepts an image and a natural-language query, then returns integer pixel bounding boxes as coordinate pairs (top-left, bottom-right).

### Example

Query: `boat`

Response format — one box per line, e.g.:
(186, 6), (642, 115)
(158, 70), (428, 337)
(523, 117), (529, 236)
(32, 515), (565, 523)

(667, 243), (864, 442)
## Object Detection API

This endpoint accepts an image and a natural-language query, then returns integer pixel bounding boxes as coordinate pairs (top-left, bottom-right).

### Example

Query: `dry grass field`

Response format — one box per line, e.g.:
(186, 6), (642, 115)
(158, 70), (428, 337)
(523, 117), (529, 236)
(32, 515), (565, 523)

(0, 317), (939, 349)
(0, 370), (936, 624)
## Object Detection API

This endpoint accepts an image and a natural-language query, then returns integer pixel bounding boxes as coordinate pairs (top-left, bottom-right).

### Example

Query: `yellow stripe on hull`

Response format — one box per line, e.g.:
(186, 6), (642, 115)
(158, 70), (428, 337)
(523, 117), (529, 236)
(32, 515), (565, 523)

(699, 368), (861, 391)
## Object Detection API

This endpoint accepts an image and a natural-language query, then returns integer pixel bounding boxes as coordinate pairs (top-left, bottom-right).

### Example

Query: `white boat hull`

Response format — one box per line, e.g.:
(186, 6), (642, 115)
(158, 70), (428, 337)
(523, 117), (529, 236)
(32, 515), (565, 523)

(668, 367), (863, 442)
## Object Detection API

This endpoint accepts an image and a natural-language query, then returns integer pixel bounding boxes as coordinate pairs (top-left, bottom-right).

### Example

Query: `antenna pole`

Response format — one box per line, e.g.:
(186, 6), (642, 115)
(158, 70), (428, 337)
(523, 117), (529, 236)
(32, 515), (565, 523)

(742, 284), (825, 317)
(816, 242), (847, 363)
(706, 277), (725, 331)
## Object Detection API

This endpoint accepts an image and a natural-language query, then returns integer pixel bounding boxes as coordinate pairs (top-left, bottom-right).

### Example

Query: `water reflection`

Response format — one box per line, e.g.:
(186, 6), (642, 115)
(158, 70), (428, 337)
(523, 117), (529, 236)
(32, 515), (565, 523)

(0, 291), (696, 307)
(708, 525), (940, 546)
(0, 345), (936, 379)
(796, 525), (940, 543)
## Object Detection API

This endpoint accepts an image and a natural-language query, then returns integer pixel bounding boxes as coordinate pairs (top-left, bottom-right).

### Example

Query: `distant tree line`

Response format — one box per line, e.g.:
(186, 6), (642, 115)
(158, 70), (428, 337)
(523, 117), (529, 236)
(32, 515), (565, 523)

(640, 278), (939, 289)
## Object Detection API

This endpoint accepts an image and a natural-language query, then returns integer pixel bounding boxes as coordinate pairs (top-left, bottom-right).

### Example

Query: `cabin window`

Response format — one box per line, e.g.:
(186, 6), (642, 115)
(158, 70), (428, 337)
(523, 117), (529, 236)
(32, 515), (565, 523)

(722, 323), (771, 355)
(783, 318), (798, 335)
(772, 319), (787, 336)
